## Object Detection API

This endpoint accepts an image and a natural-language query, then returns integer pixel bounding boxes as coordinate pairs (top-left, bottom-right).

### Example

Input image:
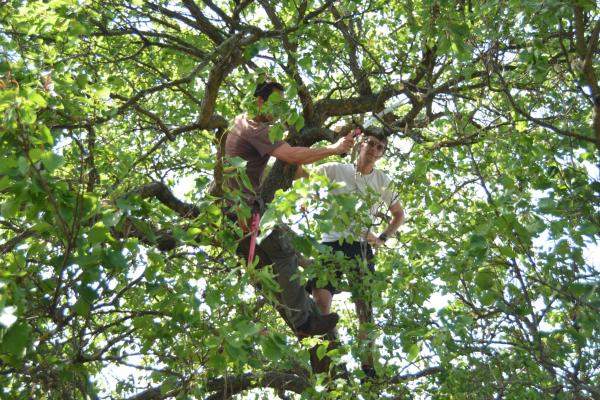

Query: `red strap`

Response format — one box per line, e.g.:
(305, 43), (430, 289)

(247, 212), (261, 266)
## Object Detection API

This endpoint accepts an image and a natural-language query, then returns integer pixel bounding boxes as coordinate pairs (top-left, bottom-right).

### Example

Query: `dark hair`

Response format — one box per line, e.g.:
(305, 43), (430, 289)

(253, 81), (284, 100)
(363, 127), (388, 148)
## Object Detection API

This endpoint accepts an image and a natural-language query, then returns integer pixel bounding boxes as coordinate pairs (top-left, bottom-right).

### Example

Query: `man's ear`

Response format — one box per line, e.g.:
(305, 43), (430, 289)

(256, 96), (264, 108)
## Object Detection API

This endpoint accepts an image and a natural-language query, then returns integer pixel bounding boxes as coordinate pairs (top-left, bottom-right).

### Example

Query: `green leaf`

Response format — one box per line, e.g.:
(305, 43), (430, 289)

(204, 287), (221, 308)
(95, 87), (111, 99)
(580, 223), (599, 238)
(414, 160), (427, 176)
(1, 199), (20, 218)
(78, 285), (98, 303)
(37, 125), (54, 145)
(0, 61), (10, 73)
(291, 236), (313, 256)
(29, 92), (47, 108)
(235, 320), (261, 338)
(316, 342), (328, 360)
(261, 335), (283, 361)
(255, 268), (281, 293)
(335, 194), (357, 211)
(538, 197), (555, 212)
(28, 148), (44, 163)
(0, 176), (10, 191)
(268, 124), (285, 143)
(104, 250), (127, 272)
(267, 91), (282, 104)
(294, 115), (305, 131)
(102, 210), (123, 227)
(298, 57), (312, 69)
(207, 352), (226, 370)
(475, 268), (495, 290)
(88, 223), (110, 245)
(479, 290), (496, 306)
(73, 299), (91, 316)
(243, 44), (260, 60)
(468, 234), (488, 261)
(130, 218), (156, 241)
(40, 152), (64, 172)
(18, 156), (29, 175)
(407, 343), (419, 362)
(0, 323), (32, 357)
(224, 337), (245, 360)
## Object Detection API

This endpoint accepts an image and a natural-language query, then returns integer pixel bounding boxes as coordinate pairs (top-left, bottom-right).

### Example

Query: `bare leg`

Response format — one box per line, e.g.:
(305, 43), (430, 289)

(312, 288), (333, 315)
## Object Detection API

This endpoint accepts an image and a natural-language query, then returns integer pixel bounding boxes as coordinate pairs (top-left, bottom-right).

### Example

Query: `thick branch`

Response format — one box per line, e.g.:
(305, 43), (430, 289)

(205, 371), (310, 399)
(312, 86), (399, 125)
(123, 182), (200, 219)
(126, 371), (310, 400)
(573, 6), (600, 150)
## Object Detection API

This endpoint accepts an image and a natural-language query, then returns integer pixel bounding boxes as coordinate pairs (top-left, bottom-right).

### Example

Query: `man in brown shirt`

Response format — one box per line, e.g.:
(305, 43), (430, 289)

(224, 81), (354, 337)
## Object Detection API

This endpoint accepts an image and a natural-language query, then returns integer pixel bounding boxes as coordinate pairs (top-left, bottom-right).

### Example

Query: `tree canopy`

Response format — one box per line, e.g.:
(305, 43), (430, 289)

(1, 0), (599, 398)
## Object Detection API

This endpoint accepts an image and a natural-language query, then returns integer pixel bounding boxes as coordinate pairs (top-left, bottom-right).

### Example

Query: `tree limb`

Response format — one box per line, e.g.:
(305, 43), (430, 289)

(125, 371), (310, 400)
(122, 182), (200, 219)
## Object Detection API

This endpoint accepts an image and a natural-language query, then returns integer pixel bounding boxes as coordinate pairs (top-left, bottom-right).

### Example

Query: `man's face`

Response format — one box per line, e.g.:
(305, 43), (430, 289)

(255, 89), (284, 121)
(359, 135), (386, 162)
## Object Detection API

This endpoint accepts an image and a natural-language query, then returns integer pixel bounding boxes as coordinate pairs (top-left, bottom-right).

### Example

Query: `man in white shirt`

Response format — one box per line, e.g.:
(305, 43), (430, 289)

(306, 132), (404, 376)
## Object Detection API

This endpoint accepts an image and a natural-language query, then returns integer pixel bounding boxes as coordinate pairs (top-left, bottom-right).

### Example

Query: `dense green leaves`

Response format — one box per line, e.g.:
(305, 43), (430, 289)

(1, 0), (599, 399)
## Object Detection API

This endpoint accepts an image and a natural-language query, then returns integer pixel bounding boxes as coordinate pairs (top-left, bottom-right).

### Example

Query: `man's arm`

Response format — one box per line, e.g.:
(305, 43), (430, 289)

(382, 202), (404, 237)
(271, 134), (353, 165)
(367, 202), (405, 247)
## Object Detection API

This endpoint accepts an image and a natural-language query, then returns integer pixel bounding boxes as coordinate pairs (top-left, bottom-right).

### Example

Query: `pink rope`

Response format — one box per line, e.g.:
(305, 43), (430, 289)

(247, 212), (261, 265)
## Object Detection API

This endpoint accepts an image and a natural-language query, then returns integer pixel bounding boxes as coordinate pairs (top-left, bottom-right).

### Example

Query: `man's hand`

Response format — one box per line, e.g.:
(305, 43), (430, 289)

(328, 132), (355, 155)
(365, 231), (385, 248)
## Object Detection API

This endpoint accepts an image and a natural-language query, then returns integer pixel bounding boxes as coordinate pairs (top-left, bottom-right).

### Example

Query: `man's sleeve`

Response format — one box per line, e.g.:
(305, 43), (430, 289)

(314, 163), (338, 179)
(248, 125), (286, 157)
(314, 163), (328, 177)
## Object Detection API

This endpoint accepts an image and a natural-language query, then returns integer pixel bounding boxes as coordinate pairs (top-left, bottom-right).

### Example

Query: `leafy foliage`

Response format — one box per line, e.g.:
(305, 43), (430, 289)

(1, 0), (599, 399)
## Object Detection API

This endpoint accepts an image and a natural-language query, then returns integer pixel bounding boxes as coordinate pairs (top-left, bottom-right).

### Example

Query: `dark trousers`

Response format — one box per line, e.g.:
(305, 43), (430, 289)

(237, 225), (320, 329)
(309, 240), (376, 367)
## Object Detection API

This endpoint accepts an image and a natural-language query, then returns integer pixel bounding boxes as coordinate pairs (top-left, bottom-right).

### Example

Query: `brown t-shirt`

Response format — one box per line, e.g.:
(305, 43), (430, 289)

(224, 113), (285, 195)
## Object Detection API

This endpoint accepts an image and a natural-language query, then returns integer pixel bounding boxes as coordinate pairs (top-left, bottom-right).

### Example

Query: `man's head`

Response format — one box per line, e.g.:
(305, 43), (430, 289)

(358, 132), (387, 164)
(253, 81), (284, 121)
(254, 81), (284, 103)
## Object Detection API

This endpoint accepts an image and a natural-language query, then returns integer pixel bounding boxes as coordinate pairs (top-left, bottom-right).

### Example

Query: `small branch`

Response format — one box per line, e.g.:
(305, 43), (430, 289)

(389, 366), (444, 384)
(0, 228), (36, 254)
(496, 72), (597, 145)
(181, 0), (225, 44)
(258, 0), (315, 122)
(330, 5), (372, 96)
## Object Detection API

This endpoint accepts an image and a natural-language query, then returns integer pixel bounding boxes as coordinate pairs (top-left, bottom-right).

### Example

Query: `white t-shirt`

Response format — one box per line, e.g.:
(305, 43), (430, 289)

(315, 163), (399, 242)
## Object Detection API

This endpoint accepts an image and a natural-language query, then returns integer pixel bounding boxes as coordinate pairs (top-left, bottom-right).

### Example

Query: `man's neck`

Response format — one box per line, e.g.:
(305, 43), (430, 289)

(356, 159), (375, 175)
(253, 114), (271, 123)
